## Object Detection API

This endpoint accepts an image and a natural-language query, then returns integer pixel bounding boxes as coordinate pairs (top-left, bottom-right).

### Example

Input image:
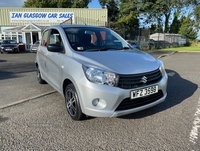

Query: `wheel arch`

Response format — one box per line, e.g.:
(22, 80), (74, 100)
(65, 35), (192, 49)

(36, 62), (38, 68)
(62, 79), (73, 97)
(62, 78), (86, 115)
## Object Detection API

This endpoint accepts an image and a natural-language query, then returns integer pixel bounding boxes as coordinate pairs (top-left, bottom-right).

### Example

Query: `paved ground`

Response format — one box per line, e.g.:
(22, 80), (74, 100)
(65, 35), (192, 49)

(0, 52), (55, 108)
(0, 51), (200, 150)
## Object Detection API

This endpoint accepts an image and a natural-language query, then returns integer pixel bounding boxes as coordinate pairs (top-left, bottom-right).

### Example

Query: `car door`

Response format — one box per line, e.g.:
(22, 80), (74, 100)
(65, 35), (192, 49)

(45, 29), (65, 92)
(37, 30), (49, 81)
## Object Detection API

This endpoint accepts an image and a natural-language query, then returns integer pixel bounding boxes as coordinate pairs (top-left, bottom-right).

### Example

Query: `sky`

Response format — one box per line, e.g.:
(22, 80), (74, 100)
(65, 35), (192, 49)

(0, 0), (199, 39)
(0, 0), (101, 8)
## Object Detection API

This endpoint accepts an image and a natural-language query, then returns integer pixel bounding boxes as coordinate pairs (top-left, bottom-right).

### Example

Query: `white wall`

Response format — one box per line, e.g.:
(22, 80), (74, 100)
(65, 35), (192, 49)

(0, 26), (14, 34)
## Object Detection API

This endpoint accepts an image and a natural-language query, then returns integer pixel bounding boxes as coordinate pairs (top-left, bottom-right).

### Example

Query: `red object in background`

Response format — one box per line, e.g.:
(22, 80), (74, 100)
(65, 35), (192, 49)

(91, 31), (106, 44)
(18, 44), (25, 51)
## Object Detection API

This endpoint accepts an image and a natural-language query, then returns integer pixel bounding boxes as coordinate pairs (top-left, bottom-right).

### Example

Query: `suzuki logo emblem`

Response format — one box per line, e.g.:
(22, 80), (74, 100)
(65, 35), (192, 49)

(140, 76), (147, 83)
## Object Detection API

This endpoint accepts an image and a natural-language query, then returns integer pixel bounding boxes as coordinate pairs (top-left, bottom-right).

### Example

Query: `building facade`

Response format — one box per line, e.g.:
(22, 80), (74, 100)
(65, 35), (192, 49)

(0, 8), (108, 50)
(150, 33), (186, 45)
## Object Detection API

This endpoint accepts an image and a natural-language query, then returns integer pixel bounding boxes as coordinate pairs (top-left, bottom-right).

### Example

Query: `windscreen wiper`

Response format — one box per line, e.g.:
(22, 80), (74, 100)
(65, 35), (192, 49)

(85, 47), (131, 52)
(98, 47), (131, 51)
(120, 47), (130, 50)
(85, 47), (116, 52)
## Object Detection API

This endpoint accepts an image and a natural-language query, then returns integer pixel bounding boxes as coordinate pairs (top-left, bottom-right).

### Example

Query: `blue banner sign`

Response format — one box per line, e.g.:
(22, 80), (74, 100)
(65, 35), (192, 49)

(10, 12), (74, 23)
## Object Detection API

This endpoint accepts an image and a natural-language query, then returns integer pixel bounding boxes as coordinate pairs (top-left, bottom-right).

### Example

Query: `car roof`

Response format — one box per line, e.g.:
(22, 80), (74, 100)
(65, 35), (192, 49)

(49, 24), (108, 29)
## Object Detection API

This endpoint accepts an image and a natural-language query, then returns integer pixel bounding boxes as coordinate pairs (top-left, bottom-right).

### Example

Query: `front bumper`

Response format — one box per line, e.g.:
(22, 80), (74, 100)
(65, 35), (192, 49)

(77, 71), (168, 118)
(30, 47), (38, 52)
(1, 48), (18, 52)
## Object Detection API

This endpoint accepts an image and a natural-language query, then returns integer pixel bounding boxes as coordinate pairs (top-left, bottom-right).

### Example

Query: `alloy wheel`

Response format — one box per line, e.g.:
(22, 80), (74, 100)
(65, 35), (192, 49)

(66, 87), (77, 117)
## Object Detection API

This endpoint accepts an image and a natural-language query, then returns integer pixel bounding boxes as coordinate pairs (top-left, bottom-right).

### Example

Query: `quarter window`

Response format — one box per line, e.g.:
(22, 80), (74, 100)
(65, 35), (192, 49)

(41, 30), (48, 46)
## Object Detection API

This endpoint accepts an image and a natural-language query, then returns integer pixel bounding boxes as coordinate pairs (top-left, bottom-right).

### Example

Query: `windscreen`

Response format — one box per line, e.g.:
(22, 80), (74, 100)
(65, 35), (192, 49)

(63, 27), (130, 51)
(2, 40), (17, 44)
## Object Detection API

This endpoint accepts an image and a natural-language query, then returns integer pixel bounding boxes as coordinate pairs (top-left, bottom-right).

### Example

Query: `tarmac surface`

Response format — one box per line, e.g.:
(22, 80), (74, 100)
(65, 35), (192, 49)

(0, 50), (200, 150)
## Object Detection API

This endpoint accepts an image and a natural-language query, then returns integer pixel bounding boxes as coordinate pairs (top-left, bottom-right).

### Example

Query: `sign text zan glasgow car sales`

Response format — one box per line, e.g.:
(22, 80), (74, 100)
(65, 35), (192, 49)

(9, 12), (74, 23)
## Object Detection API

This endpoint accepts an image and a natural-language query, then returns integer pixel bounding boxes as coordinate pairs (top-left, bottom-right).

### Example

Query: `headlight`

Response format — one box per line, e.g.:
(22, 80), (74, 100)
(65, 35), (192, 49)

(1, 47), (4, 49)
(158, 59), (166, 76)
(83, 65), (118, 86)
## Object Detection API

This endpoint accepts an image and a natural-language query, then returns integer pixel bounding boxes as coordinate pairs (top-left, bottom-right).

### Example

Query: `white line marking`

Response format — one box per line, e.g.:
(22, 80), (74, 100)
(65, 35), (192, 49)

(0, 90), (56, 110)
(189, 97), (200, 144)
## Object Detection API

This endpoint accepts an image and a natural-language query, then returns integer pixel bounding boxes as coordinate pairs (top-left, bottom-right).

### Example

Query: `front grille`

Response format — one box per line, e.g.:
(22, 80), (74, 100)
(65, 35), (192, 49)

(115, 90), (163, 111)
(117, 68), (162, 89)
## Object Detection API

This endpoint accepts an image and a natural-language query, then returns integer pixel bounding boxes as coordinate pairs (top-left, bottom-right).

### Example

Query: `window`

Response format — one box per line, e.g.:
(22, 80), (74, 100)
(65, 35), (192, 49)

(2, 40), (17, 44)
(64, 27), (126, 51)
(67, 34), (79, 43)
(91, 32), (99, 45)
(12, 36), (17, 40)
(49, 29), (61, 45)
(41, 30), (48, 46)
(5, 36), (11, 40)
(100, 31), (106, 40)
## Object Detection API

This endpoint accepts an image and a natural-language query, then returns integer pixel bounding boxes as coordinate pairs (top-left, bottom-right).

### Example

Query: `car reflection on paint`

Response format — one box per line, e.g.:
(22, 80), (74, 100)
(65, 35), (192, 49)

(126, 40), (142, 51)
(30, 41), (40, 53)
(130, 42), (142, 50)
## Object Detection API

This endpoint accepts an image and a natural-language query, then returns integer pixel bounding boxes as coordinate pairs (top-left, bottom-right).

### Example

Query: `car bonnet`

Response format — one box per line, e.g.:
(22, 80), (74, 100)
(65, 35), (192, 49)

(1, 44), (17, 47)
(73, 50), (160, 75)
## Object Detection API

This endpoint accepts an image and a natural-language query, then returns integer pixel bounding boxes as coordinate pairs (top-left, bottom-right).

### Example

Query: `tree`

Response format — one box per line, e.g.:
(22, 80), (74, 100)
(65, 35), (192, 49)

(138, 0), (200, 33)
(23, 0), (91, 8)
(117, 0), (139, 28)
(139, 0), (183, 32)
(169, 12), (181, 33)
(179, 16), (198, 40)
(149, 24), (157, 34)
(114, 0), (140, 39)
(98, 0), (119, 22)
(72, 0), (91, 8)
(193, 4), (200, 29)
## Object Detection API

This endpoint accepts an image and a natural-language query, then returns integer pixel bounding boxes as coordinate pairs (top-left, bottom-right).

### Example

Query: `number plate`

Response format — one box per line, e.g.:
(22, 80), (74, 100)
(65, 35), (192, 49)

(131, 85), (158, 99)
(6, 49), (12, 51)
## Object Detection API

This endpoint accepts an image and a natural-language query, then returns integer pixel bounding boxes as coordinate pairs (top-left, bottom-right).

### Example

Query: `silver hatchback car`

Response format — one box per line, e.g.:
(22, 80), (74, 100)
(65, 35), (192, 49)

(35, 25), (168, 120)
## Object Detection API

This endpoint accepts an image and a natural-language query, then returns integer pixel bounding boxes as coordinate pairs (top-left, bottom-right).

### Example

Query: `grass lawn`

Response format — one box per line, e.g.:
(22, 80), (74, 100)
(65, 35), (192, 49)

(160, 46), (200, 51)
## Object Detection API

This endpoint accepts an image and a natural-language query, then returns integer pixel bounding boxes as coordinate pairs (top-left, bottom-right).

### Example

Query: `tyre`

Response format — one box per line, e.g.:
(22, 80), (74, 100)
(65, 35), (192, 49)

(36, 66), (47, 84)
(65, 84), (85, 120)
(13, 48), (19, 53)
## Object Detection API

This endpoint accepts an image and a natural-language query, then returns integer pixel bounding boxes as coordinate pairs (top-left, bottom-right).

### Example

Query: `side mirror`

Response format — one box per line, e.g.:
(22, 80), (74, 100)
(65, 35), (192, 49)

(47, 44), (62, 52)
